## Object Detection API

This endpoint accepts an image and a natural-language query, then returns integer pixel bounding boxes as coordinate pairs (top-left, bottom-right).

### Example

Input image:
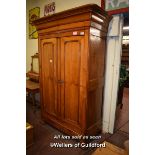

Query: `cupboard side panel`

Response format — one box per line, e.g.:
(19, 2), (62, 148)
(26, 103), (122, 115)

(87, 34), (106, 132)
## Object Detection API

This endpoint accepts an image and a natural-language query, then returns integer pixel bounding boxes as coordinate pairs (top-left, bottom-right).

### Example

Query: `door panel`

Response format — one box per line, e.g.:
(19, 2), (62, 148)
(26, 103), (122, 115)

(64, 41), (80, 123)
(41, 38), (58, 117)
(60, 36), (84, 127)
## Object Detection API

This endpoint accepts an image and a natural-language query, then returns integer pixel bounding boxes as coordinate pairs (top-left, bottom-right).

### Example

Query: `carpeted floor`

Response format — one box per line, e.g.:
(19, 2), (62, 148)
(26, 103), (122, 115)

(26, 88), (129, 155)
(26, 101), (110, 155)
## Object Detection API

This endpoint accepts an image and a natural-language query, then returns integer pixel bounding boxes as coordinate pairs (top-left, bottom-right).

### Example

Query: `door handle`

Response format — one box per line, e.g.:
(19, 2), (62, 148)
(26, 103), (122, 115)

(57, 80), (64, 84)
(49, 59), (53, 63)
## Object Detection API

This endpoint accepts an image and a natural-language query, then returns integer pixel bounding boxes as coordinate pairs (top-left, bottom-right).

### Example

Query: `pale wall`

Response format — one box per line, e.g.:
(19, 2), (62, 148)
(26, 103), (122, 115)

(26, 0), (101, 71)
(103, 15), (123, 133)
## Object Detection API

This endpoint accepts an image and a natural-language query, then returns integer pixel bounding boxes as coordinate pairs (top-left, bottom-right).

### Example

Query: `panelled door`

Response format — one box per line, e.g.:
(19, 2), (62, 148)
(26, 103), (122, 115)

(40, 38), (58, 117)
(40, 35), (86, 132)
(60, 36), (85, 130)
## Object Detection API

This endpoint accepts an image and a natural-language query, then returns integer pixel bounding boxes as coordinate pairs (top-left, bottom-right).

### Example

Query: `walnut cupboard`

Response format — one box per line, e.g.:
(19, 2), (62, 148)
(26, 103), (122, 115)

(33, 4), (111, 137)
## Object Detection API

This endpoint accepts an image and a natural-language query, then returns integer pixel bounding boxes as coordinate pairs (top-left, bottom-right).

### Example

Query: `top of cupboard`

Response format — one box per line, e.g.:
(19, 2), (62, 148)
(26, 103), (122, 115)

(33, 4), (112, 31)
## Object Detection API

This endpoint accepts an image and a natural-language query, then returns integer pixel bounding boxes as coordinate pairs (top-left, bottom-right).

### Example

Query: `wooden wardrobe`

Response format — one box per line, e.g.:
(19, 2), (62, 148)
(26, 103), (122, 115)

(33, 4), (111, 137)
